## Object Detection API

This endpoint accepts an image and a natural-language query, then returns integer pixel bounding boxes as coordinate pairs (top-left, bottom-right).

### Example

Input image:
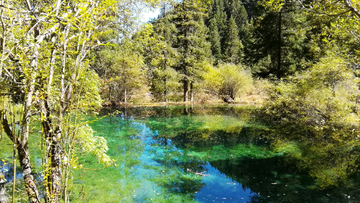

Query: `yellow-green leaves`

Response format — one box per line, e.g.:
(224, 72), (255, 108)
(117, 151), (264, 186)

(204, 63), (253, 99)
(264, 56), (360, 187)
(73, 125), (114, 167)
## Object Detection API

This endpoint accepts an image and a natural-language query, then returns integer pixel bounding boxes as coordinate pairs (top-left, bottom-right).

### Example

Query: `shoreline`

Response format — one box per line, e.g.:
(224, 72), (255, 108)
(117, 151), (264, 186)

(101, 100), (262, 108)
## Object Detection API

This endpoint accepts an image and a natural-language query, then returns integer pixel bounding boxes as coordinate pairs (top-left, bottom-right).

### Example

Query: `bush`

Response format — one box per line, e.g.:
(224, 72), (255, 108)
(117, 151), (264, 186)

(266, 56), (359, 127)
(203, 63), (253, 99)
(262, 56), (360, 188)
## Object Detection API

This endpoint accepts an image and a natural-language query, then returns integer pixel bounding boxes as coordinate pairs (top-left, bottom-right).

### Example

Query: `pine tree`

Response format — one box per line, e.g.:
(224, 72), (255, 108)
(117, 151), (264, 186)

(152, 4), (179, 102)
(208, 0), (228, 56)
(226, 0), (248, 28)
(213, 0), (227, 38)
(209, 18), (222, 63)
(251, 1), (310, 78)
(224, 15), (243, 64)
(172, 0), (211, 102)
(233, 4), (250, 43)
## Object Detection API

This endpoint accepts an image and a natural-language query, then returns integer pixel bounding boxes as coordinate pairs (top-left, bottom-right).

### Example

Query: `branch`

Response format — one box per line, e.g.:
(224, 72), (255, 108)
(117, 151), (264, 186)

(0, 110), (19, 144)
(344, 0), (360, 18)
(25, 0), (33, 11)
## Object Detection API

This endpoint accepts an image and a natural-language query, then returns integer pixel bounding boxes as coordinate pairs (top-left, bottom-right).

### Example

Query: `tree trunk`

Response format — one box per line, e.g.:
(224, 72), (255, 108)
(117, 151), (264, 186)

(0, 171), (8, 203)
(41, 105), (62, 203)
(164, 76), (168, 102)
(20, 65), (40, 203)
(1, 113), (40, 203)
(183, 78), (188, 102)
(164, 48), (168, 103)
(277, 10), (282, 79)
(109, 85), (112, 102)
(46, 129), (62, 203)
(124, 88), (127, 103)
(17, 143), (40, 203)
(190, 82), (194, 102)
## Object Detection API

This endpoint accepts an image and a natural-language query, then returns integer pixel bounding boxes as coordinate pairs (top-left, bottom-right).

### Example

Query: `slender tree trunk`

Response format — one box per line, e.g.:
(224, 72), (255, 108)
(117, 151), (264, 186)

(190, 82), (193, 102)
(164, 76), (167, 102)
(20, 66), (40, 203)
(124, 88), (127, 103)
(277, 10), (282, 78)
(1, 113), (40, 203)
(12, 140), (16, 203)
(17, 144), (40, 203)
(184, 106), (188, 115)
(0, 171), (8, 203)
(40, 103), (62, 203)
(48, 129), (62, 203)
(164, 49), (168, 103)
(183, 78), (188, 102)
(109, 86), (112, 102)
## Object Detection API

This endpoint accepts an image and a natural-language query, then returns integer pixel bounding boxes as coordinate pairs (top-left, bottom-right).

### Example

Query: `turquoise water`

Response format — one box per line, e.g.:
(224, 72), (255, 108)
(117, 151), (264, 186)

(2, 105), (360, 202)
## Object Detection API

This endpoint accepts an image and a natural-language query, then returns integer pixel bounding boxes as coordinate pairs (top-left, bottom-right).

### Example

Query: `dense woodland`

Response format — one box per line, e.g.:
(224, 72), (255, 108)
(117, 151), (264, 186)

(1, 0), (360, 202)
(97, 0), (327, 103)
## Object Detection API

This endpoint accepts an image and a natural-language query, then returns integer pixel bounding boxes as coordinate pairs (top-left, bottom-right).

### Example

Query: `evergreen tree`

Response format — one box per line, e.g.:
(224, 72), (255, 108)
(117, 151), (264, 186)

(251, 1), (310, 78)
(233, 4), (252, 50)
(226, 0), (248, 30)
(152, 6), (180, 102)
(209, 18), (222, 63)
(212, 0), (228, 38)
(172, 0), (211, 102)
(208, 0), (228, 56)
(224, 15), (243, 64)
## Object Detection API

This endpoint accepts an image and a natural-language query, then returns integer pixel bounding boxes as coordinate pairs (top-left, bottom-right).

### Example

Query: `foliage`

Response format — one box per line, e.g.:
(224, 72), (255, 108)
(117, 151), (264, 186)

(251, 0), (312, 78)
(0, 0), (161, 202)
(223, 15), (243, 64)
(133, 23), (180, 102)
(172, 0), (212, 101)
(108, 40), (149, 103)
(204, 63), (253, 99)
(262, 56), (360, 187)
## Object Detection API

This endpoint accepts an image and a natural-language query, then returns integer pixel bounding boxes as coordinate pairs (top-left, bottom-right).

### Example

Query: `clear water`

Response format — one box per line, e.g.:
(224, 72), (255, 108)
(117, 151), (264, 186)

(2, 105), (360, 202)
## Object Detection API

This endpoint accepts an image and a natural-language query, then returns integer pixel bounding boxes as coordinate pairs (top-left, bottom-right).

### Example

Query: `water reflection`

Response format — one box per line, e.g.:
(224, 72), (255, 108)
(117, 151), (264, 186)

(126, 119), (258, 202)
(195, 163), (256, 203)
(2, 105), (360, 202)
(104, 105), (360, 202)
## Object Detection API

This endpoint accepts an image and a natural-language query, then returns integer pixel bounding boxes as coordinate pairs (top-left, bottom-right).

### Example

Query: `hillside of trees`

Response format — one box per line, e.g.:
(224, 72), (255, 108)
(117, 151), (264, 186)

(96, 0), (326, 104)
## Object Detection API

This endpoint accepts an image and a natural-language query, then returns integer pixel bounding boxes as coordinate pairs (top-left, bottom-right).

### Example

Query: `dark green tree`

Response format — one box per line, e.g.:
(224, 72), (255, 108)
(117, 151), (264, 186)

(151, 5), (180, 102)
(172, 0), (212, 102)
(208, 18), (222, 63)
(211, 0), (228, 39)
(207, 0), (228, 59)
(251, 1), (311, 78)
(224, 15), (243, 64)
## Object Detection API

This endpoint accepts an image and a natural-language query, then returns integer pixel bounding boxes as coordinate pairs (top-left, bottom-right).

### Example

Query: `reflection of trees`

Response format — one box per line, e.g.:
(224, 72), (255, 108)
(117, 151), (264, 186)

(141, 105), (360, 201)
(258, 120), (360, 188)
(68, 115), (146, 202)
(142, 106), (271, 200)
(211, 156), (360, 203)
(97, 105), (360, 202)
(145, 142), (206, 198)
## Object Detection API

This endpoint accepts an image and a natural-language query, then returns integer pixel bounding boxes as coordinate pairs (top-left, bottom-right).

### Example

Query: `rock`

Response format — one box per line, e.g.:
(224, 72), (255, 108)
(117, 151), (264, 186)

(223, 96), (235, 103)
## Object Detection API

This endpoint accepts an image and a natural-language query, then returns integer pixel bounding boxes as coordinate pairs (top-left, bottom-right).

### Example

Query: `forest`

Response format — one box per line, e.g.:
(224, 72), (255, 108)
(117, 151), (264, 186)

(1, 0), (360, 202)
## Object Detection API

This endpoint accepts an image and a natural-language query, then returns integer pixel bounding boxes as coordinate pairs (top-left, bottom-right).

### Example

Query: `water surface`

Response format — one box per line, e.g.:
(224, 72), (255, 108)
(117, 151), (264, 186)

(2, 105), (360, 202)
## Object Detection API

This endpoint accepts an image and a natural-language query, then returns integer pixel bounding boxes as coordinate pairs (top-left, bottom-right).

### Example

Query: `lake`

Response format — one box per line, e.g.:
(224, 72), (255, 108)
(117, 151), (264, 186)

(2, 105), (360, 202)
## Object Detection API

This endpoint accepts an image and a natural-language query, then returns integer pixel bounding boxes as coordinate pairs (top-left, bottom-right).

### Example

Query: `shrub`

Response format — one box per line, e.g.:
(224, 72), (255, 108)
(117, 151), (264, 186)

(204, 63), (253, 99)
